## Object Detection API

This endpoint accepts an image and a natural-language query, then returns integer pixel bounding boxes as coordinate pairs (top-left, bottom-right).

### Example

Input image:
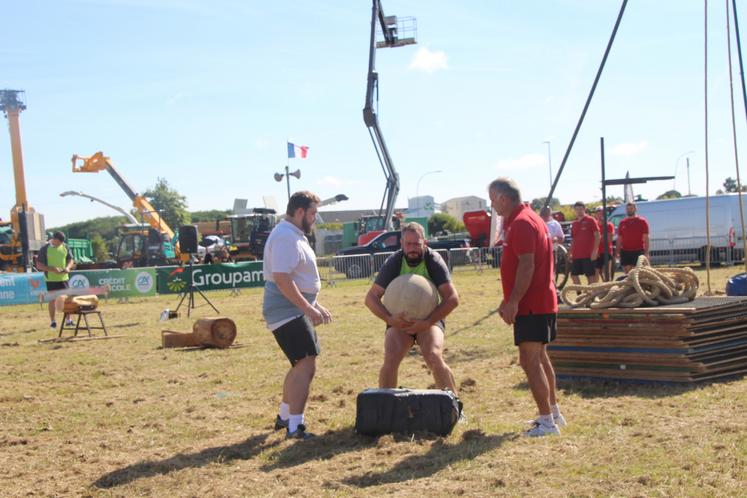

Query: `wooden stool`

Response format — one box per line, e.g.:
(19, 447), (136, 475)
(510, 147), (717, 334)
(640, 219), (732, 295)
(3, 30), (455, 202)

(58, 310), (108, 338)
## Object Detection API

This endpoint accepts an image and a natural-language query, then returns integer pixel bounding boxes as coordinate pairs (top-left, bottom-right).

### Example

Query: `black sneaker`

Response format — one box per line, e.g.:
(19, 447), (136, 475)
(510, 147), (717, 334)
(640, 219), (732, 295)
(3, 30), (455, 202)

(274, 415), (288, 431)
(50, 321), (57, 329)
(286, 424), (315, 440)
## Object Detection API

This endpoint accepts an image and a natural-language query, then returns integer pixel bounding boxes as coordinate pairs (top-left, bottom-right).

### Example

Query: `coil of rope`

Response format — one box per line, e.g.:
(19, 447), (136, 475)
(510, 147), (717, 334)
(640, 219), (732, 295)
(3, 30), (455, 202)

(560, 255), (699, 309)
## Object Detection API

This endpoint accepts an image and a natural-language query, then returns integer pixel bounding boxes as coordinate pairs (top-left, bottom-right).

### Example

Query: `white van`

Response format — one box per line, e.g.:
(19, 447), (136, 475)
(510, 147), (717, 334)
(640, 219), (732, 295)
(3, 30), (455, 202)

(608, 194), (747, 265)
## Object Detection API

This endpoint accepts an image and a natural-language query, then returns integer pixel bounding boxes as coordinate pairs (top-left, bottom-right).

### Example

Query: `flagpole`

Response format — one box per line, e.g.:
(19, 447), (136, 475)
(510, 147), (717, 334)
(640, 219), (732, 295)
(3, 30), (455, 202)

(286, 140), (291, 201)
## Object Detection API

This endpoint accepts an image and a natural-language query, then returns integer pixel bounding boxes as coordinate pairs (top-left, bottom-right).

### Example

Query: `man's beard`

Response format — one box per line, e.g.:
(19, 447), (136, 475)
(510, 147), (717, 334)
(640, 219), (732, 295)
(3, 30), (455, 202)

(302, 218), (313, 234)
(404, 251), (423, 266)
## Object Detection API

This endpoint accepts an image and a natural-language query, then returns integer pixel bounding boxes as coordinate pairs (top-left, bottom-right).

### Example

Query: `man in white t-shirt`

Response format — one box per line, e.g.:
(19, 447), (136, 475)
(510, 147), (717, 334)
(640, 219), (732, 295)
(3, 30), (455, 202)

(540, 206), (564, 245)
(262, 191), (332, 440)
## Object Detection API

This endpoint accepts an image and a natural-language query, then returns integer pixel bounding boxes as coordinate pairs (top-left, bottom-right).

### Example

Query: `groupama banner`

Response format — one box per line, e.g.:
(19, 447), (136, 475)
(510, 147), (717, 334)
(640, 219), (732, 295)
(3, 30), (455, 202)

(156, 262), (265, 294)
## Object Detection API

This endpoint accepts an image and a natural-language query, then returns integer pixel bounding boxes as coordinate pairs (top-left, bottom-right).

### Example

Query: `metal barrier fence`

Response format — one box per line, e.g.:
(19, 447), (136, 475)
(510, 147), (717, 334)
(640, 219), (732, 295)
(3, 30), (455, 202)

(319, 236), (744, 286)
(319, 247), (504, 285)
(648, 235), (743, 266)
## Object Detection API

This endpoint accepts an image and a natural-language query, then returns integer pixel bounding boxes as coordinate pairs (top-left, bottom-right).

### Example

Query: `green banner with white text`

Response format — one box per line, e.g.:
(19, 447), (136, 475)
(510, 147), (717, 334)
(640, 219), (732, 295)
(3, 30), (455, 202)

(156, 262), (265, 294)
(68, 268), (157, 298)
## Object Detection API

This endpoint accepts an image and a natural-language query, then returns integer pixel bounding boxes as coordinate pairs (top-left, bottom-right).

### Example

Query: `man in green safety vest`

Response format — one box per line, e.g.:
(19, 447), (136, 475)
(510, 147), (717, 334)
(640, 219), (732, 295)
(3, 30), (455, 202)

(365, 222), (461, 404)
(36, 231), (75, 328)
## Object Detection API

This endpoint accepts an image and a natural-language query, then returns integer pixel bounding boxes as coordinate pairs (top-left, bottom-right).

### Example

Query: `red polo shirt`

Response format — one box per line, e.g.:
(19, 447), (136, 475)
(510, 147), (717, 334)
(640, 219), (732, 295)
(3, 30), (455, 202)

(571, 214), (599, 259)
(618, 216), (649, 251)
(597, 219), (614, 255)
(500, 204), (558, 316)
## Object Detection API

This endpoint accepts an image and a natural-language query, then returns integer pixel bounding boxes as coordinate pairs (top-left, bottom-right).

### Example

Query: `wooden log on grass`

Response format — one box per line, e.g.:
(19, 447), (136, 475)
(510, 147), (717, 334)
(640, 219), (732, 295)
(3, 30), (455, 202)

(161, 317), (237, 349)
(192, 317), (237, 349)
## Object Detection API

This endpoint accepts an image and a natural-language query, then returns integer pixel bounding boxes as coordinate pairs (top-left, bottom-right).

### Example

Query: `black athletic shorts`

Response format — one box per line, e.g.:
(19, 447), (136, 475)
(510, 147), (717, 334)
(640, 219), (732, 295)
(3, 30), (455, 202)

(514, 313), (557, 345)
(571, 258), (595, 277)
(386, 319), (446, 344)
(45, 280), (69, 291)
(595, 253), (611, 269)
(272, 315), (320, 366)
(620, 249), (644, 267)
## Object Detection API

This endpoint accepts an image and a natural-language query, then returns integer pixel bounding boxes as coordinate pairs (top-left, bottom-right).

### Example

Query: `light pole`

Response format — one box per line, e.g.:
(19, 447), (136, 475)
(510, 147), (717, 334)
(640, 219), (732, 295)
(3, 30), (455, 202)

(543, 140), (553, 189)
(274, 166), (301, 201)
(673, 150), (695, 191)
(415, 170), (443, 215)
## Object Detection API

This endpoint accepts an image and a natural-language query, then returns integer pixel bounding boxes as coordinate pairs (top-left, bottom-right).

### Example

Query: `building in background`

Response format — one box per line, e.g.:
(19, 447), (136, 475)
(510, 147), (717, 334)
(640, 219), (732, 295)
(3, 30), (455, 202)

(443, 196), (487, 221)
(407, 195), (436, 219)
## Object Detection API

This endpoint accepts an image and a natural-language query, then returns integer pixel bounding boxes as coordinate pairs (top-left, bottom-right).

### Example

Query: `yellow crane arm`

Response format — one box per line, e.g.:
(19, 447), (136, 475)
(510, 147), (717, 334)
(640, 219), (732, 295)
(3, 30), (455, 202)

(71, 152), (175, 241)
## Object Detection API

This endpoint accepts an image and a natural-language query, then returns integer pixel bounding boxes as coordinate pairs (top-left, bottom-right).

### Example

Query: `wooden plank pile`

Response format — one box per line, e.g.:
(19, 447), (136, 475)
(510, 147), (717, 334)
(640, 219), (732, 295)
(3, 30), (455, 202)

(547, 296), (747, 382)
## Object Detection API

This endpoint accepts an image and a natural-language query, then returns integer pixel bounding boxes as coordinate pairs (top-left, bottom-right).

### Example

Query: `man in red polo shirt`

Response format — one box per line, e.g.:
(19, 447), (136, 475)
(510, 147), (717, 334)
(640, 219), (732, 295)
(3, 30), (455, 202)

(616, 201), (649, 273)
(569, 201), (600, 285)
(489, 177), (565, 437)
(594, 207), (615, 281)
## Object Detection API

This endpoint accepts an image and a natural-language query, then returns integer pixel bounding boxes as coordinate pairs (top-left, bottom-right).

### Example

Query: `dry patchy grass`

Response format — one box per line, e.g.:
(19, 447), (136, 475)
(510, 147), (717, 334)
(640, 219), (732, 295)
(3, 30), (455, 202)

(0, 266), (746, 497)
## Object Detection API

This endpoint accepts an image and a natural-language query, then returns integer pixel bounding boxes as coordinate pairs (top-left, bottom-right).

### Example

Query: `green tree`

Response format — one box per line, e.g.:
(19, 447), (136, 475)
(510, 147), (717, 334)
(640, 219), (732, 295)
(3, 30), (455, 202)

(428, 213), (465, 236)
(90, 233), (110, 262)
(190, 209), (231, 222)
(557, 205), (576, 221)
(657, 189), (682, 200)
(722, 177), (747, 193)
(143, 178), (191, 229)
(530, 197), (560, 211)
(50, 215), (126, 243)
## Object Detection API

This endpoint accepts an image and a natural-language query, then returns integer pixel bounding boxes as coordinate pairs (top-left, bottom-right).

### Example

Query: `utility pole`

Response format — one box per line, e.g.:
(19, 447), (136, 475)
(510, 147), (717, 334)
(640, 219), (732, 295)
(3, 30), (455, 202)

(687, 157), (692, 196)
(543, 141), (553, 189)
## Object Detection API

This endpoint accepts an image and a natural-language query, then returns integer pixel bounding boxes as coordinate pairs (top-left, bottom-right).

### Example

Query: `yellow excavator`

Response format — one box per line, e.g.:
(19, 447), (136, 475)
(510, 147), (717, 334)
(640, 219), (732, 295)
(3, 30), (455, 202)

(0, 90), (46, 272)
(71, 151), (183, 267)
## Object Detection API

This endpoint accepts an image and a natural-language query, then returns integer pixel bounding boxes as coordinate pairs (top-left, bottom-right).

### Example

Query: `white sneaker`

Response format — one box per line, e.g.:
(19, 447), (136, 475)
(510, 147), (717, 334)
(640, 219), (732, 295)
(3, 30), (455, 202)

(554, 413), (567, 427)
(523, 421), (560, 437)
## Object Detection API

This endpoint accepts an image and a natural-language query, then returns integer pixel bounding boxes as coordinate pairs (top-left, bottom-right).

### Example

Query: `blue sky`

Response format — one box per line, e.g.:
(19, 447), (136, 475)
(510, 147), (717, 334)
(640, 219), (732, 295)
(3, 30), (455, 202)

(2, 0), (747, 228)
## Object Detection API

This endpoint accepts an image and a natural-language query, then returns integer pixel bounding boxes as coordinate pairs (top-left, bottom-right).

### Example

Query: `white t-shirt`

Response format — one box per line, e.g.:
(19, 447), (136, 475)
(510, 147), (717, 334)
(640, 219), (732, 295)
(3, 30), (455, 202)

(263, 219), (321, 294)
(545, 218), (564, 242)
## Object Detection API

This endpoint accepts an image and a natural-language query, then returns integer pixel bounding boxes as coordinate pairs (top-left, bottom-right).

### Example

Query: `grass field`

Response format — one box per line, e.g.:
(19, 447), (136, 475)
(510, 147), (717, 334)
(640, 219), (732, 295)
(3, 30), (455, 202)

(1, 266), (746, 497)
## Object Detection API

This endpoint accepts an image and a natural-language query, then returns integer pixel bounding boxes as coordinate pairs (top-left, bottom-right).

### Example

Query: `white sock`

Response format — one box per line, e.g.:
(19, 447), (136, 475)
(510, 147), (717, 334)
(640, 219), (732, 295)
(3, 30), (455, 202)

(289, 413), (304, 433)
(279, 402), (290, 420)
(538, 414), (555, 427)
(551, 404), (561, 418)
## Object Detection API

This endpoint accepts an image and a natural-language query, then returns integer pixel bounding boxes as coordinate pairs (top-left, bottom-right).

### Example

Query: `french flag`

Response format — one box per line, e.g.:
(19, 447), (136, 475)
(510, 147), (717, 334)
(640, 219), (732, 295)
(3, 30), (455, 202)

(287, 142), (309, 159)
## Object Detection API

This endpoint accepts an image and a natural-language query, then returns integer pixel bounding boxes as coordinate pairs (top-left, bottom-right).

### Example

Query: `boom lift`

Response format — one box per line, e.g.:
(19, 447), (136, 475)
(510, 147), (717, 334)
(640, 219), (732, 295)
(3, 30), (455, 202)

(71, 151), (180, 267)
(359, 0), (416, 246)
(0, 89), (45, 272)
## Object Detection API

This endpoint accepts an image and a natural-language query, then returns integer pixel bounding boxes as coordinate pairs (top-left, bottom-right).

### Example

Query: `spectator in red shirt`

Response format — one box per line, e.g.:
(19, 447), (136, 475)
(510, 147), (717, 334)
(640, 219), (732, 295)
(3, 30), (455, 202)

(489, 177), (564, 437)
(616, 202), (650, 273)
(569, 201), (600, 285)
(594, 207), (615, 282)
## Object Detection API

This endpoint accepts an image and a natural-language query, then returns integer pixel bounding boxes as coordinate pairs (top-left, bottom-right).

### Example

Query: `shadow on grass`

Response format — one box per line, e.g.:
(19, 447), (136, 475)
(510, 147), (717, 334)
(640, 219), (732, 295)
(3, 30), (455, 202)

(444, 346), (494, 364)
(342, 429), (516, 487)
(93, 433), (279, 489)
(510, 375), (746, 399)
(110, 322), (140, 329)
(0, 328), (39, 337)
(449, 307), (500, 336)
(259, 427), (371, 471)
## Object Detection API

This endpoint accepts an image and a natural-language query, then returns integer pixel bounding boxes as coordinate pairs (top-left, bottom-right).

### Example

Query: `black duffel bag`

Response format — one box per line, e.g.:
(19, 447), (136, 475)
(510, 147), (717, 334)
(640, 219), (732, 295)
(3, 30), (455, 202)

(355, 387), (460, 437)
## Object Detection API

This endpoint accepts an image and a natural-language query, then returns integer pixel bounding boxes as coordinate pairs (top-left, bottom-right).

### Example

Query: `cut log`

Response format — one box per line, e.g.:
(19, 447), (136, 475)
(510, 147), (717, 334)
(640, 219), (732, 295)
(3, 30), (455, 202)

(192, 317), (237, 349)
(61, 294), (99, 313)
(161, 330), (202, 348)
(161, 317), (238, 349)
